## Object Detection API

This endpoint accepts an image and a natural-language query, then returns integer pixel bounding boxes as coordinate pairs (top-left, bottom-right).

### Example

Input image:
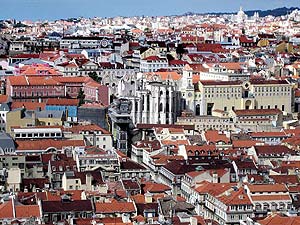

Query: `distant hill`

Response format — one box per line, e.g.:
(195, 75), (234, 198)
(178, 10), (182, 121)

(244, 7), (299, 17)
(183, 7), (300, 17)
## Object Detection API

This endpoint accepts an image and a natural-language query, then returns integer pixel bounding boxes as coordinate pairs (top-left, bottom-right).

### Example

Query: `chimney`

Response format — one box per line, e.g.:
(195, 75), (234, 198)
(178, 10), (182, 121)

(144, 192), (153, 203)
(212, 171), (218, 183)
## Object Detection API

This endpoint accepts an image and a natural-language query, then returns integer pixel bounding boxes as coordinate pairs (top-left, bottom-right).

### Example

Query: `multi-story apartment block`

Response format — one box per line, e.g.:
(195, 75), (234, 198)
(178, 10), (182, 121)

(6, 76), (65, 102)
(140, 56), (168, 72)
(245, 184), (293, 218)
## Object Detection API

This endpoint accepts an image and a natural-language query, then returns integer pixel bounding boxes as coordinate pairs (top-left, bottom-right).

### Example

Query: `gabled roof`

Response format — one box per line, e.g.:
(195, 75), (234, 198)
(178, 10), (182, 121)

(217, 188), (252, 206)
(15, 205), (40, 218)
(142, 182), (171, 194)
(0, 199), (14, 219)
(204, 130), (230, 144)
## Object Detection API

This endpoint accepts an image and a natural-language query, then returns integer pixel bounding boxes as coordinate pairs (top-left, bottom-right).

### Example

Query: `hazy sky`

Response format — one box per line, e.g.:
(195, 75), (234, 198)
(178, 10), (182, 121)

(0, 0), (299, 20)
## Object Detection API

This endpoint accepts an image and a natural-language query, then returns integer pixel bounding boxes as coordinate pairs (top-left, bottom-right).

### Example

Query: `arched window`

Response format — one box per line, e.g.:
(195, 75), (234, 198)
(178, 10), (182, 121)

(159, 103), (163, 112)
(196, 104), (200, 116)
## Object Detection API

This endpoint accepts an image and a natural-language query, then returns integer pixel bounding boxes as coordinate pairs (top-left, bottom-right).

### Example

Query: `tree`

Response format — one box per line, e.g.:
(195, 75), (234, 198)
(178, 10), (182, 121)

(176, 43), (186, 60)
(88, 71), (100, 83)
(77, 88), (85, 106)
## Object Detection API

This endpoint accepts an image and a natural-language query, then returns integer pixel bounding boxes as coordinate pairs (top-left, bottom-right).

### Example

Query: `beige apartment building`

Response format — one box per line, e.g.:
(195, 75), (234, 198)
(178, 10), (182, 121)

(194, 79), (292, 116)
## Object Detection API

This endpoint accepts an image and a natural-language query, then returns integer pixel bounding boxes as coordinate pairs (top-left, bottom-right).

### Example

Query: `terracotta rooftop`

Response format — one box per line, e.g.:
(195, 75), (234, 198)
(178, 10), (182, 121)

(95, 201), (136, 214)
(257, 214), (300, 225)
(16, 139), (85, 151)
(46, 98), (79, 106)
(234, 108), (282, 116)
(247, 184), (288, 193)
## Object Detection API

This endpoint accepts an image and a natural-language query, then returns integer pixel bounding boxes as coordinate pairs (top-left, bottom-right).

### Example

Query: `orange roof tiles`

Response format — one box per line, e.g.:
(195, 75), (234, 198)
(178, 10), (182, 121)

(8, 75), (63, 86)
(200, 80), (242, 86)
(232, 140), (263, 148)
(195, 182), (236, 196)
(234, 108), (282, 116)
(95, 201), (136, 213)
(46, 98), (79, 106)
(15, 205), (40, 218)
(247, 184), (288, 193)
(217, 188), (252, 206)
(62, 124), (110, 134)
(8, 76), (28, 86)
(251, 132), (287, 138)
(53, 76), (90, 84)
(21, 64), (61, 76)
(16, 139), (85, 151)
(0, 200), (13, 219)
(204, 130), (230, 144)
(142, 182), (171, 193)
(145, 71), (182, 81)
(0, 95), (9, 103)
(45, 190), (83, 201)
(161, 140), (189, 147)
(251, 194), (291, 202)
(11, 101), (46, 110)
(151, 155), (184, 165)
(258, 214), (300, 225)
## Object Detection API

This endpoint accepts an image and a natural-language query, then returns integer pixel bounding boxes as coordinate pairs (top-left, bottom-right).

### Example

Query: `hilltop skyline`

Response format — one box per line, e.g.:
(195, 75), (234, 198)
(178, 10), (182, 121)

(0, 0), (299, 21)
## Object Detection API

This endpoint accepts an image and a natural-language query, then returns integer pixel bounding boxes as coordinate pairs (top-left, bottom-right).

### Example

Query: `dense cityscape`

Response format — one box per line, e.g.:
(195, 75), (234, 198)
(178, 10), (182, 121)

(0, 3), (300, 225)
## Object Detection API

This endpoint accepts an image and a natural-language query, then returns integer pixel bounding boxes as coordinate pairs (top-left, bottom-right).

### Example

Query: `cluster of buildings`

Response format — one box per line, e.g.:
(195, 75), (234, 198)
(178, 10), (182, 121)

(0, 6), (300, 225)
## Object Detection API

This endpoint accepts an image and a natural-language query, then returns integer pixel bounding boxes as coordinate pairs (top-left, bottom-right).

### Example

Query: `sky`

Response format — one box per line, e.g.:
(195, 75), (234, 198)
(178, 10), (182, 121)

(0, 0), (299, 21)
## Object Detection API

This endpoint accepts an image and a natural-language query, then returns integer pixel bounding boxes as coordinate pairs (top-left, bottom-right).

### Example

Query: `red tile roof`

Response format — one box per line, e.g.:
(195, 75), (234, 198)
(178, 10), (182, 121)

(247, 184), (288, 193)
(234, 108), (282, 116)
(257, 214), (300, 225)
(217, 188), (252, 206)
(142, 182), (171, 193)
(11, 102), (46, 110)
(95, 201), (136, 213)
(250, 79), (289, 85)
(251, 132), (287, 138)
(8, 76), (63, 86)
(269, 175), (299, 184)
(200, 80), (242, 86)
(15, 205), (40, 218)
(62, 124), (110, 134)
(0, 199), (14, 219)
(143, 56), (167, 61)
(232, 140), (263, 148)
(0, 95), (9, 103)
(46, 98), (79, 106)
(16, 139), (85, 151)
(250, 194), (291, 201)
(204, 130), (230, 144)
(254, 145), (294, 156)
